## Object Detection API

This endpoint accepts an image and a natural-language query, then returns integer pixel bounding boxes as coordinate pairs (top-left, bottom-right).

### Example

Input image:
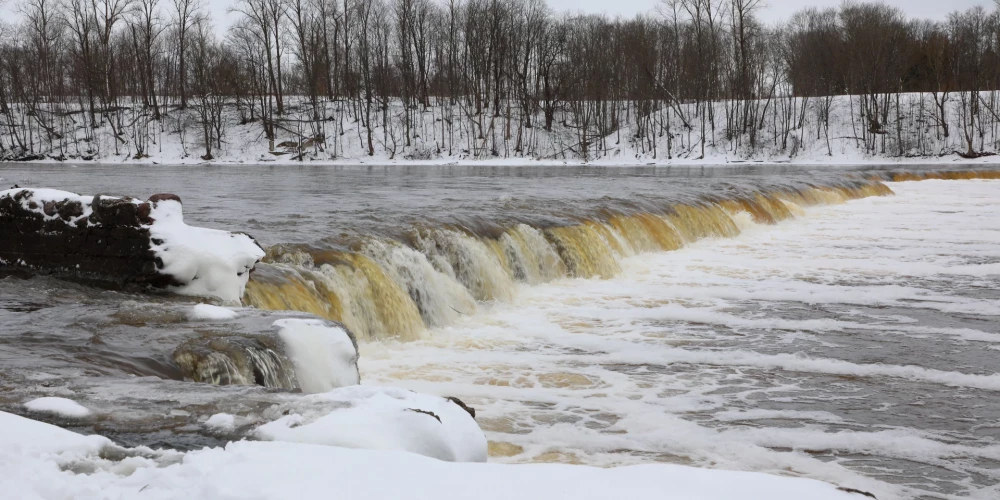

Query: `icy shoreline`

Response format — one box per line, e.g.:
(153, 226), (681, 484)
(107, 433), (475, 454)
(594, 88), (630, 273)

(7, 154), (1000, 168)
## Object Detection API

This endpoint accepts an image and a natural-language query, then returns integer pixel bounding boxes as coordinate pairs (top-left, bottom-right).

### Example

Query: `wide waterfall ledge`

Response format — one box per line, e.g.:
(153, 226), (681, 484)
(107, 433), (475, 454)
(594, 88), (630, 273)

(0, 188), (264, 302)
(1, 408), (866, 500)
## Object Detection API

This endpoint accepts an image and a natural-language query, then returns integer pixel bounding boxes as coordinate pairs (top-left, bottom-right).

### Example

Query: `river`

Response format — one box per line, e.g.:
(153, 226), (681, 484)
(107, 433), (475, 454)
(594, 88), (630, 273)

(1, 164), (998, 499)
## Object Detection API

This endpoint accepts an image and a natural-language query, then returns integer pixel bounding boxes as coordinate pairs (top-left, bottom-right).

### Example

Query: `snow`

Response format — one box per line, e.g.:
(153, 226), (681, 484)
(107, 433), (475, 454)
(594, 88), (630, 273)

(23, 397), (92, 419)
(188, 304), (240, 321)
(147, 198), (265, 303)
(0, 409), (863, 500)
(204, 413), (236, 433)
(5, 94), (1000, 166)
(255, 386), (487, 462)
(0, 411), (108, 455)
(0, 188), (108, 226)
(273, 318), (360, 392)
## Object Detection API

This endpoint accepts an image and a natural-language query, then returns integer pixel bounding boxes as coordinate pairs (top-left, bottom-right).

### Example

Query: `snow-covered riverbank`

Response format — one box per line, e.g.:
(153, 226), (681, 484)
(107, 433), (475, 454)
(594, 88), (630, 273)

(4, 94), (1000, 167)
(0, 409), (865, 500)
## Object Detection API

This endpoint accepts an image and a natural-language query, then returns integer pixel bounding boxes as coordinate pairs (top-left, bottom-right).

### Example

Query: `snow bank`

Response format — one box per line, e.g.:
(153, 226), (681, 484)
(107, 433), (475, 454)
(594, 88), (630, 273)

(7, 93), (1000, 166)
(255, 386), (486, 462)
(273, 318), (360, 392)
(188, 304), (240, 321)
(147, 198), (264, 303)
(0, 410), (864, 500)
(0, 411), (108, 456)
(23, 397), (92, 419)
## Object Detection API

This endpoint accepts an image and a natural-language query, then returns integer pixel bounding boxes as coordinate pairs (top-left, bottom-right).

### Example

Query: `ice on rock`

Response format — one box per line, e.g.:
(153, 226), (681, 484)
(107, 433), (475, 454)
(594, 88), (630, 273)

(23, 397), (92, 419)
(147, 199), (264, 303)
(274, 318), (360, 392)
(205, 413), (237, 433)
(255, 386), (488, 462)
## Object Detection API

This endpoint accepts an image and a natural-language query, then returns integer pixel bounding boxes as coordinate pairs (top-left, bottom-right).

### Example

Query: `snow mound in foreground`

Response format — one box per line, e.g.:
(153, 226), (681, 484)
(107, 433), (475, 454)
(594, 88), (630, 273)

(255, 386), (486, 462)
(0, 410), (108, 456)
(148, 199), (264, 303)
(0, 409), (866, 500)
(23, 397), (92, 419)
(273, 318), (360, 392)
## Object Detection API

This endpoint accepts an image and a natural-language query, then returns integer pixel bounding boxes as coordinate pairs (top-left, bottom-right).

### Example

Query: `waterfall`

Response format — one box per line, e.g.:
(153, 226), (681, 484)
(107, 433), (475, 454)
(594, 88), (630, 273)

(244, 179), (897, 340)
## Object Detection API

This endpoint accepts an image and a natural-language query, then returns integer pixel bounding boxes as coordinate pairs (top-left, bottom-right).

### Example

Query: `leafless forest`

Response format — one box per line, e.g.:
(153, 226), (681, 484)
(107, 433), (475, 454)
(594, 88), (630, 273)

(2, 0), (1000, 162)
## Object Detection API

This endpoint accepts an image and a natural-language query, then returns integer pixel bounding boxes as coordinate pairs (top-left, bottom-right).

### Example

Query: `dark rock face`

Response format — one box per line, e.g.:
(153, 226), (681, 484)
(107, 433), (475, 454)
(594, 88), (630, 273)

(445, 396), (476, 419)
(147, 193), (182, 205)
(0, 189), (179, 287)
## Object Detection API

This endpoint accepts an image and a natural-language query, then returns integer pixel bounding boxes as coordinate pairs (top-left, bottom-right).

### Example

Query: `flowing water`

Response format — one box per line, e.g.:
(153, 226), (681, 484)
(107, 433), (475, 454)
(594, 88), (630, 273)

(1, 164), (999, 499)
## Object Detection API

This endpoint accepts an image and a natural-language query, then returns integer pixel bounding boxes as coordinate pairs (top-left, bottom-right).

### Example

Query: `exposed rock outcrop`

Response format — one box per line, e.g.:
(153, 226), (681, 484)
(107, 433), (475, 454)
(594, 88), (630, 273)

(0, 188), (264, 302)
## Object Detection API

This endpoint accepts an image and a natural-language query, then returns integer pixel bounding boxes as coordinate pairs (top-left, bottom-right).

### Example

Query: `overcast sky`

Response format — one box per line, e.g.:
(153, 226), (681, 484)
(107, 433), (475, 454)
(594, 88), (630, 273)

(1, 0), (997, 33)
(545, 0), (996, 24)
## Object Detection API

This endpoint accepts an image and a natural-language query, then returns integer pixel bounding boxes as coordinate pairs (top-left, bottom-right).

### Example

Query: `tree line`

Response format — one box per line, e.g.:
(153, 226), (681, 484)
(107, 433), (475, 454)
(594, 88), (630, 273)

(2, 0), (1000, 161)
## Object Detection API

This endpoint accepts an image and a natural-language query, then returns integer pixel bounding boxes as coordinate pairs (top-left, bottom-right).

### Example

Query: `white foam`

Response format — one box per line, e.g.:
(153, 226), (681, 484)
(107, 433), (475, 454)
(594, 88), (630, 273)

(273, 319), (360, 393)
(359, 180), (1000, 499)
(713, 409), (845, 424)
(23, 397), (92, 419)
(597, 346), (1000, 391)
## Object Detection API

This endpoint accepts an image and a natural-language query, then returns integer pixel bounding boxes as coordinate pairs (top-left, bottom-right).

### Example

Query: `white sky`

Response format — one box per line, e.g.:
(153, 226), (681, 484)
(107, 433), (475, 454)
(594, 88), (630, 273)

(546, 0), (996, 24)
(0, 0), (997, 33)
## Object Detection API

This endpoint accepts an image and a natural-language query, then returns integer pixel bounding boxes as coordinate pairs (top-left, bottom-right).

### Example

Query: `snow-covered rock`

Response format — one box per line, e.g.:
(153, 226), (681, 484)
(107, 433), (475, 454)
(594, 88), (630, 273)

(147, 197), (264, 303)
(273, 319), (360, 392)
(255, 386), (487, 462)
(204, 413), (237, 433)
(0, 188), (264, 303)
(172, 318), (359, 392)
(23, 398), (92, 419)
(188, 304), (240, 321)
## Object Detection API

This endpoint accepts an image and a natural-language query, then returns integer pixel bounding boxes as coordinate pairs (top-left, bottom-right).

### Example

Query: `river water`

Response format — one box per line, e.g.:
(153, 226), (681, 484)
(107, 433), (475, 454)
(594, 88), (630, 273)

(1, 164), (998, 499)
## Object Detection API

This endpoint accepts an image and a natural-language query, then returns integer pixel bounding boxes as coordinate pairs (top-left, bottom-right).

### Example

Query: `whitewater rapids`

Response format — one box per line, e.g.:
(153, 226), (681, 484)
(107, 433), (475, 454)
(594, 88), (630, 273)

(360, 179), (1000, 500)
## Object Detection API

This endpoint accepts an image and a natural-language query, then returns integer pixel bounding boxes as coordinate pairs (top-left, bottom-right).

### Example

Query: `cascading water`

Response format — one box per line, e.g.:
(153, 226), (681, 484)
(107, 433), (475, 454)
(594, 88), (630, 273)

(3, 163), (1000, 498)
(173, 335), (298, 389)
(243, 180), (896, 340)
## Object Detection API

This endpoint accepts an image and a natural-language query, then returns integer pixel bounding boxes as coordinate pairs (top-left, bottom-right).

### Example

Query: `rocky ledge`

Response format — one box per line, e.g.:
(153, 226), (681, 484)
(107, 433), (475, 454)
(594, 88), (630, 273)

(0, 188), (264, 302)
